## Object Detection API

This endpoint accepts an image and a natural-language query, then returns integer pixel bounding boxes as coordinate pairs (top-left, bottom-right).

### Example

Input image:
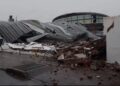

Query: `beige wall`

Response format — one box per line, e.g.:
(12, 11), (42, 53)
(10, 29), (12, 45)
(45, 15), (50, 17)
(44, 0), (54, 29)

(104, 16), (120, 63)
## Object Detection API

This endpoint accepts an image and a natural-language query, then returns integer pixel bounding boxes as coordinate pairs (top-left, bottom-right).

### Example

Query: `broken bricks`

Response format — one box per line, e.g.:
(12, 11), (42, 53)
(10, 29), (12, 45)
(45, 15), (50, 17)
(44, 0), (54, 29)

(96, 75), (101, 79)
(87, 75), (93, 79)
(57, 54), (65, 61)
(74, 53), (87, 59)
(55, 38), (106, 70)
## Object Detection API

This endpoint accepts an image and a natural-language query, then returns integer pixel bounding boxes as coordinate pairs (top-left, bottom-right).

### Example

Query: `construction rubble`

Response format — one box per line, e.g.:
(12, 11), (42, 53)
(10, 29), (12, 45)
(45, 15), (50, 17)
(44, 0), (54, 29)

(7, 42), (56, 52)
(0, 37), (107, 69)
(0, 36), (120, 85)
(54, 37), (106, 69)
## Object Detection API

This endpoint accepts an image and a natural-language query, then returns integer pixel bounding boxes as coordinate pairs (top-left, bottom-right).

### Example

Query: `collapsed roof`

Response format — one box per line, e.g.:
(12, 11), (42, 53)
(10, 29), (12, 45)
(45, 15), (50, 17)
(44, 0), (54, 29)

(53, 21), (99, 40)
(0, 20), (99, 43)
(0, 21), (33, 42)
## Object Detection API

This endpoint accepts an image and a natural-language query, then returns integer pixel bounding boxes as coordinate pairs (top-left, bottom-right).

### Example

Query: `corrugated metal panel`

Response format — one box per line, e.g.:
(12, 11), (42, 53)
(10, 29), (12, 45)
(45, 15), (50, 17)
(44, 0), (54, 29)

(21, 20), (43, 29)
(27, 33), (48, 42)
(24, 23), (44, 33)
(2, 22), (19, 41)
(17, 22), (31, 33)
(0, 21), (33, 42)
(0, 22), (21, 42)
(0, 23), (15, 42)
(10, 23), (24, 35)
(0, 25), (10, 42)
(53, 22), (99, 40)
(0, 20), (98, 43)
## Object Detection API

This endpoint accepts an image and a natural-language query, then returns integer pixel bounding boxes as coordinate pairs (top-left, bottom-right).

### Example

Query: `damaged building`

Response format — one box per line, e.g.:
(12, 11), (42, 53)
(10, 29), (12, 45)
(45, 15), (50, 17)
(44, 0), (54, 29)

(0, 13), (120, 86)
(0, 19), (99, 43)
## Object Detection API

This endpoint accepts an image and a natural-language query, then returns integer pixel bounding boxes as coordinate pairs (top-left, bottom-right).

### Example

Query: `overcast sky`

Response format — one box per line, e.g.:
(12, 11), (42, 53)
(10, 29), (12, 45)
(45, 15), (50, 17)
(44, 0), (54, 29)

(0, 0), (119, 22)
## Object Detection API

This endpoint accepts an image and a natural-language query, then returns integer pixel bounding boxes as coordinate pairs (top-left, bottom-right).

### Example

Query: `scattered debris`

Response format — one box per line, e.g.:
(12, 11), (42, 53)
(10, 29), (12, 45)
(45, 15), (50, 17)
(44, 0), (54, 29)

(96, 75), (101, 79)
(108, 77), (112, 80)
(80, 77), (84, 81)
(57, 54), (65, 61)
(112, 73), (117, 77)
(53, 82), (58, 86)
(106, 62), (120, 72)
(55, 37), (106, 69)
(90, 63), (98, 71)
(98, 82), (102, 85)
(74, 54), (87, 59)
(87, 75), (93, 79)
(113, 62), (120, 72)
(7, 42), (56, 52)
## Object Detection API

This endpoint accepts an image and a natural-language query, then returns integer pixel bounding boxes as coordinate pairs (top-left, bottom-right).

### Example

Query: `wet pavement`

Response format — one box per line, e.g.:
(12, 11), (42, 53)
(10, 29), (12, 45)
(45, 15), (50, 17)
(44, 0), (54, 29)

(0, 52), (120, 85)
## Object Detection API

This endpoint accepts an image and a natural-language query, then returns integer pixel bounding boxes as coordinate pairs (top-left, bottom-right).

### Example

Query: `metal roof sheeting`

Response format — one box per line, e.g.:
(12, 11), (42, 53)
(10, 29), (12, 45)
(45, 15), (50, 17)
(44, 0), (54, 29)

(0, 20), (99, 43)
(53, 22), (99, 40)
(0, 21), (32, 42)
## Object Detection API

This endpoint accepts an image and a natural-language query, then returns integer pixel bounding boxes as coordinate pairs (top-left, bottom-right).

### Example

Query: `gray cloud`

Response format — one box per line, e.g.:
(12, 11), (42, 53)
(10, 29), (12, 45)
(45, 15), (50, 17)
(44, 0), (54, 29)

(0, 0), (119, 22)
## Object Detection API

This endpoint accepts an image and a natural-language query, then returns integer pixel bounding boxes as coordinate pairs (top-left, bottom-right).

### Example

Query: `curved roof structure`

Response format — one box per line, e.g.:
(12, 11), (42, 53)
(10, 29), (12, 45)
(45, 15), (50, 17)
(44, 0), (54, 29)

(52, 12), (108, 22)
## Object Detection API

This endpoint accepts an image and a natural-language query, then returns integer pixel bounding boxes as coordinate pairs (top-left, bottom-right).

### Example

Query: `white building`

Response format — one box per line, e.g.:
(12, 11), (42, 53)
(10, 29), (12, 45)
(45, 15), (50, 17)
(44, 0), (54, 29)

(104, 16), (120, 64)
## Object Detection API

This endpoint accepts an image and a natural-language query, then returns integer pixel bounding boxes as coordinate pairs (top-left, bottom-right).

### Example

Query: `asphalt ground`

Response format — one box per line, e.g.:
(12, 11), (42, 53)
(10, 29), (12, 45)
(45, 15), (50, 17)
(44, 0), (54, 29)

(0, 52), (120, 85)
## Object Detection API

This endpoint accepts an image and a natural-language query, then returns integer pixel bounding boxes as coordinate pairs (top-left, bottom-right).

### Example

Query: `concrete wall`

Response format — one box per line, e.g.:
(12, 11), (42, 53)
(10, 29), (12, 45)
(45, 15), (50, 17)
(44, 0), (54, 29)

(104, 16), (120, 63)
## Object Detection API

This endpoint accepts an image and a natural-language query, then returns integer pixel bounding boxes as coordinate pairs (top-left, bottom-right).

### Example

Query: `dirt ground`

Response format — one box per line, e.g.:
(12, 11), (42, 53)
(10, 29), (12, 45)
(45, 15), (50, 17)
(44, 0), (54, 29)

(0, 52), (120, 85)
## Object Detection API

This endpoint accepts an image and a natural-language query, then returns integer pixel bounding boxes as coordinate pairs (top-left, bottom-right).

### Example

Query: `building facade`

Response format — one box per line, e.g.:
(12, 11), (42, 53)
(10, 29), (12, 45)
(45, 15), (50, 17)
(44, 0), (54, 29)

(53, 12), (108, 36)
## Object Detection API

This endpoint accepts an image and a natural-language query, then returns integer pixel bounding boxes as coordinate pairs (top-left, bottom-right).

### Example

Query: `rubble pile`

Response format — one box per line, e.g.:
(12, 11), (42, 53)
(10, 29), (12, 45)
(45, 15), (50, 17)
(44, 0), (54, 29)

(55, 37), (106, 68)
(7, 42), (56, 52)
(106, 62), (120, 72)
